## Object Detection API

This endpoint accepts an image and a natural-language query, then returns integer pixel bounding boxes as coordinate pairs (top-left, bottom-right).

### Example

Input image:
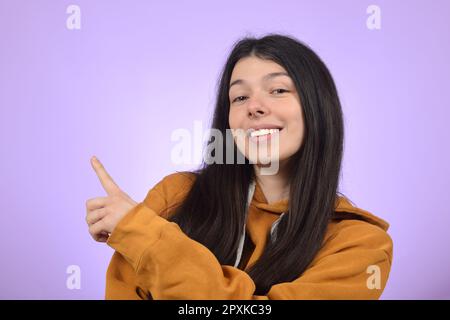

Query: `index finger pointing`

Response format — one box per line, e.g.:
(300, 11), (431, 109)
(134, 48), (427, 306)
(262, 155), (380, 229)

(90, 156), (121, 195)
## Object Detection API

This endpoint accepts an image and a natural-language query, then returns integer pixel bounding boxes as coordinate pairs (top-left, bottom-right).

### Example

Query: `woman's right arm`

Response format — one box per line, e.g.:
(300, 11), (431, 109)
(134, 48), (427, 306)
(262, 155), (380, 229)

(104, 172), (194, 299)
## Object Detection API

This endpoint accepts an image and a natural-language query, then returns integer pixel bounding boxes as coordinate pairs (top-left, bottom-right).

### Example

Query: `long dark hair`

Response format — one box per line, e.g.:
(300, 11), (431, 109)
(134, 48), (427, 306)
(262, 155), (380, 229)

(167, 33), (344, 295)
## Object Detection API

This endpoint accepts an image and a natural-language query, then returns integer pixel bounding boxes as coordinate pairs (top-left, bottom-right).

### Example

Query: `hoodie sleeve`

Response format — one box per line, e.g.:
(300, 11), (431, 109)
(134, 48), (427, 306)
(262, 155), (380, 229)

(106, 201), (393, 300)
(255, 221), (393, 300)
(105, 175), (175, 299)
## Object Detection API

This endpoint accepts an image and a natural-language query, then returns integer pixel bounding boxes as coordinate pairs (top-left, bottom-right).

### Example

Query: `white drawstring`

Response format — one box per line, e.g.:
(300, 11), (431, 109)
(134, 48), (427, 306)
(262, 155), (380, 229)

(270, 212), (285, 242)
(233, 181), (285, 268)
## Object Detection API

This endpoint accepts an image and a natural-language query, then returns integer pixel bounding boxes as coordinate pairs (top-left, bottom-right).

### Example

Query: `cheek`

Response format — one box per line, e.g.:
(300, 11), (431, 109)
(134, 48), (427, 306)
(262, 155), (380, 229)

(228, 109), (239, 129)
(281, 106), (304, 154)
(290, 122), (304, 147)
(283, 122), (302, 152)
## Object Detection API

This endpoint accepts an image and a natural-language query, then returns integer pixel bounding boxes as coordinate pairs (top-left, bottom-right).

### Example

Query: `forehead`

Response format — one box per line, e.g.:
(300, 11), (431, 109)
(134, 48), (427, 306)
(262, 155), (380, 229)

(230, 56), (289, 83)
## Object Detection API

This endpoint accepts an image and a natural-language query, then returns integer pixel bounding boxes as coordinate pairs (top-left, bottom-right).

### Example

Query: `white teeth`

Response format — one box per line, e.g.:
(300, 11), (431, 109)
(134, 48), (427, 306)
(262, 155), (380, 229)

(249, 128), (280, 137)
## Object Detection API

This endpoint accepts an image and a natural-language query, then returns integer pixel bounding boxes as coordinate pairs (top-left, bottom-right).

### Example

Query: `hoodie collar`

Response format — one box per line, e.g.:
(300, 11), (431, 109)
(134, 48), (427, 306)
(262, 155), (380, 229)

(251, 181), (390, 231)
(252, 180), (288, 215)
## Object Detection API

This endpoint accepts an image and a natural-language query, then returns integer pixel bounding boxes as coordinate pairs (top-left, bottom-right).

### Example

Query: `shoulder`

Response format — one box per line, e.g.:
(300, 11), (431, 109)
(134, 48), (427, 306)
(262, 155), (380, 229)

(142, 171), (197, 216)
(329, 195), (393, 259)
(155, 171), (197, 192)
(321, 218), (393, 265)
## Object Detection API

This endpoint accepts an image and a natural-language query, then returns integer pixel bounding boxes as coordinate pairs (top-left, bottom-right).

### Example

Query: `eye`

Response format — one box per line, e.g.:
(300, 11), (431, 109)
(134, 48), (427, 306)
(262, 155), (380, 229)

(232, 96), (248, 103)
(271, 88), (289, 95)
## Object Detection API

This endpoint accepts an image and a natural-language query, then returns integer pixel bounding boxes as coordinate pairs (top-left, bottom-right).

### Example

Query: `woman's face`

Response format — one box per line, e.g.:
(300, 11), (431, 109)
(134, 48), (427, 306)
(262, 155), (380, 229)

(228, 56), (305, 166)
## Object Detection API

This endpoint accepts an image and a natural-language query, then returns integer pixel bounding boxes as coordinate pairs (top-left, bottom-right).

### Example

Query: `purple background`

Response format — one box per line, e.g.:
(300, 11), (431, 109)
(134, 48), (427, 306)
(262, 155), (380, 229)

(0, 0), (449, 299)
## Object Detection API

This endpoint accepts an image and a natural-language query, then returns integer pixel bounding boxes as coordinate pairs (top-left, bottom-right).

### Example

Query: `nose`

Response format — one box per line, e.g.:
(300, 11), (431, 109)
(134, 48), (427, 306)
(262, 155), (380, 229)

(247, 96), (269, 119)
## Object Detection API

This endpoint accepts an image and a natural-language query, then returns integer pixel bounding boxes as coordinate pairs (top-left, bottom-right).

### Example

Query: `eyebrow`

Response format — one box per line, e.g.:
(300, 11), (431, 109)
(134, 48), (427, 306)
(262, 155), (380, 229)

(229, 72), (290, 89)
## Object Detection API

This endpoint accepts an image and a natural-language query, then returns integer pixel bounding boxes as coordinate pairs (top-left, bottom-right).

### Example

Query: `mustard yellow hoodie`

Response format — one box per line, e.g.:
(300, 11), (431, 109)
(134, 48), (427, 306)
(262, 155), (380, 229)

(105, 172), (393, 300)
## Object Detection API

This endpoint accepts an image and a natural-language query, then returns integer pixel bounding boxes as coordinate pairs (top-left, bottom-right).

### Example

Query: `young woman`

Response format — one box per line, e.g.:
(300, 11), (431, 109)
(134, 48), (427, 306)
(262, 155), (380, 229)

(86, 34), (393, 299)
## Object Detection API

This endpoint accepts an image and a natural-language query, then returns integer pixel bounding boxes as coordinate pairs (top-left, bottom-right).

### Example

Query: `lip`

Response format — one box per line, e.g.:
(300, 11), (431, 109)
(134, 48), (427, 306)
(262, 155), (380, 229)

(247, 123), (284, 131)
(246, 123), (284, 138)
(246, 124), (283, 144)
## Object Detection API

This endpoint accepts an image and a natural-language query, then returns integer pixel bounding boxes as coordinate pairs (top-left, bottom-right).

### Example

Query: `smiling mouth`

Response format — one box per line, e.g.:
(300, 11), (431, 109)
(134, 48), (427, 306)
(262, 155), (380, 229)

(245, 128), (283, 144)
(247, 127), (283, 138)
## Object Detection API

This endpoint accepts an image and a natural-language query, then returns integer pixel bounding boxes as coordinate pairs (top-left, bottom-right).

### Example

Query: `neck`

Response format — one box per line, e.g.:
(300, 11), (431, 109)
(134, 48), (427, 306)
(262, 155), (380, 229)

(253, 159), (291, 204)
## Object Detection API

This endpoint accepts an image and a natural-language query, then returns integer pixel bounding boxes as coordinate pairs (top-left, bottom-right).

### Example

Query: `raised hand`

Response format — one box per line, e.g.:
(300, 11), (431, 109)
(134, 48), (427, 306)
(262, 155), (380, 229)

(85, 156), (138, 242)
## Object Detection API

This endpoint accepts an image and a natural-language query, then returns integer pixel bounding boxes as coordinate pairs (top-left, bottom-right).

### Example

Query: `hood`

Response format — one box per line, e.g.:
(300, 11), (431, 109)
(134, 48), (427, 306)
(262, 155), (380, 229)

(252, 181), (389, 232)
(334, 195), (390, 231)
